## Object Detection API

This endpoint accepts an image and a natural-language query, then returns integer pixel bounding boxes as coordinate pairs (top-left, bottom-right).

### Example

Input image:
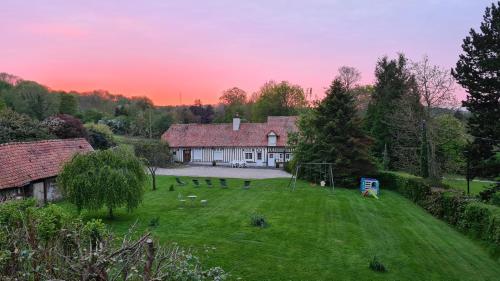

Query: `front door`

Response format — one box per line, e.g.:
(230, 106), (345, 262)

(183, 149), (191, 163)
(256, 151), (263, 166)
(267, 153), (275, 167)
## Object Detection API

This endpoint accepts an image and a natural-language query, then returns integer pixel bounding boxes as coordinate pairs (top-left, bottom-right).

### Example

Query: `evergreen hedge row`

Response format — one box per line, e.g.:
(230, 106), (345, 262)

(377, 172), (500, 257)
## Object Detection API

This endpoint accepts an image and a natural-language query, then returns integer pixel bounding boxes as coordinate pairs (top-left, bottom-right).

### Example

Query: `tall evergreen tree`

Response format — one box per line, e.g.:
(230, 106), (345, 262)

(452, 1), (500, 179)
(365, 54), (422, 170)
(292, 79), (375, 186)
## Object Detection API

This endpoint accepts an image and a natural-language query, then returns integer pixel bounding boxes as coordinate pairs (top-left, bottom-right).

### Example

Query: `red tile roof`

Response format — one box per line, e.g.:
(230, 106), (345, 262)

(162, 116), (297, 148)
(0, 138), (93, 189)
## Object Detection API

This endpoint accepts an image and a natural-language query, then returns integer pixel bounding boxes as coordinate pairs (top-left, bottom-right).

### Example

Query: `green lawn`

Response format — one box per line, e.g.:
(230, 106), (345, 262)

(64, 176), (500, 280)
(443, 177), (495, 195)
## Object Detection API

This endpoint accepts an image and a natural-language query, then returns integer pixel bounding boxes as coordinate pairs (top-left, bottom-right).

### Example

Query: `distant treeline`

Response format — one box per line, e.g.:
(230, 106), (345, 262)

(0, 53), (470, 177)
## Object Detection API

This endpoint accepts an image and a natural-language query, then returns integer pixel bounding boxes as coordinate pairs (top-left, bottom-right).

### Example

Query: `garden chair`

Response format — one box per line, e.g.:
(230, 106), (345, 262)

(219, 178), (228, 188)
(205, 179), (213, 187)
(243, 180), (251, 189)
(178, 193), (186, 207)
(175, 177), (186, 186)
(192, 179), (200, 187)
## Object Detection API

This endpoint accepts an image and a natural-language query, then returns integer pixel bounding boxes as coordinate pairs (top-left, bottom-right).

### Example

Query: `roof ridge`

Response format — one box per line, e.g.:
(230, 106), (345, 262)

(0, 138), (87, 148)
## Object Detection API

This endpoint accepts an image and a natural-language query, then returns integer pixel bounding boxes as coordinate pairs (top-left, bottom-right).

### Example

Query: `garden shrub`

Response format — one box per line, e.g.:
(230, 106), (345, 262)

(479, 185), (500, 202)
(490, 192), (500, 207)
(250, 213), (268, 228)
(0, 198), (36, 227)
(35, 204), (70, 242)
(82, 218), (109, 246)
(148, 216), (160, 228)
(377, 172), (430, 203)
(369, 256), (387, 272)
(169, 184), (175, 191)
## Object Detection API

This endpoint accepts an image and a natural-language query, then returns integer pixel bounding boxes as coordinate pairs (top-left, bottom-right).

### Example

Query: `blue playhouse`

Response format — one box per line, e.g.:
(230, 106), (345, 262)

(360, 178), (380, 198)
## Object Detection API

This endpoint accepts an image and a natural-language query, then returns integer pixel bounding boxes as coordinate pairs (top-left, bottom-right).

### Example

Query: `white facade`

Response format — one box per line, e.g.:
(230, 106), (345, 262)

(172, 146), (292, 167)
(164, 116), (296, 167)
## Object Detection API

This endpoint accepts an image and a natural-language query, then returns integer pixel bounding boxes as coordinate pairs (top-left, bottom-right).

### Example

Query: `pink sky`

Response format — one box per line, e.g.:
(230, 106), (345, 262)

(0, 0), (491, 105)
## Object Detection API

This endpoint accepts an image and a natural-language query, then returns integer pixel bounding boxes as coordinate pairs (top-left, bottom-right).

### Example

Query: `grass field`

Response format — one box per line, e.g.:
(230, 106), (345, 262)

(443, 177), (496, 195)
(63, 176), (500, 281)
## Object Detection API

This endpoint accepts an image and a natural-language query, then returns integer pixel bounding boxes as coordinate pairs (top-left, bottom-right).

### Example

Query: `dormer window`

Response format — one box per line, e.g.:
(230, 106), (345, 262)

(268, 131), (277, 146)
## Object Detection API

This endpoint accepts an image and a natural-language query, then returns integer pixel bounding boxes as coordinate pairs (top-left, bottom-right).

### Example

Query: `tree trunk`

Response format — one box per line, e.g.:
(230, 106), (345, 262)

(108, 207), (113, 219)
(144, 239), (155, 281)
(152, 172), (156, 191)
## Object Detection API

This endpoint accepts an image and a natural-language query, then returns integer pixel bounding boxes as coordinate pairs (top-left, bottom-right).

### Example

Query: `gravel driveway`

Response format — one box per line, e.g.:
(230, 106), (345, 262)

(155, 166), (291, 179)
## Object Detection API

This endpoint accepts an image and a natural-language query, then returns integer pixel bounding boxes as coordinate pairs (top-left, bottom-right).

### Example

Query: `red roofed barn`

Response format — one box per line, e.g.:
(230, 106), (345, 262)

(162, 116), (297, 167)
(0, 138), (93, 203)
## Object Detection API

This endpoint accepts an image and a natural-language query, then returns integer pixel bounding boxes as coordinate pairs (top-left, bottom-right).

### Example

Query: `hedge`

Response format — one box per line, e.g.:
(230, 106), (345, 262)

(377, 171), (500, 257)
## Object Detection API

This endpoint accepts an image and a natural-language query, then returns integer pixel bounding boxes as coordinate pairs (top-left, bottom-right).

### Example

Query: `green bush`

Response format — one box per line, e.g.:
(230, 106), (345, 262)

(250, 213), (268, 228)
(0, 198), (36, 227)
(148, 217), (160, 228)
(491, 192), (500, 207)
(369, 256), (387, 273)
(377, 172), (430, 203)
(84, 123), (116, 150)
(36, 204), (70, 242)
(82, 219), (108, 246)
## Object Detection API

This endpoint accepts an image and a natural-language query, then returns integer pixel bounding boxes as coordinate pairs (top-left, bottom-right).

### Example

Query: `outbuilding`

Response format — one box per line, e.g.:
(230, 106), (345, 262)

(0, 138), (93, 203)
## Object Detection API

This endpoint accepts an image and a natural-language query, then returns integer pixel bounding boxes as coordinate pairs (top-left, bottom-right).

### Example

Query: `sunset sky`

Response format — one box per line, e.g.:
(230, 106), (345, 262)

(0, 0), (493, 105)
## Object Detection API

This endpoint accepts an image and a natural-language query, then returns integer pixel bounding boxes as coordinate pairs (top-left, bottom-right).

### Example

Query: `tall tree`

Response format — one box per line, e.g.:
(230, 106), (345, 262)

(59, 93), (78, 115)
(411, 55), (458, 178)
(189, 99), (215, 124)
(365, 54), (422, 170)
(412, 55), (457, 113)
(420, 120), (430, 178)
(132, 139), (171, 191)
(452, 1), (500, 179)
(337, 66), (361, 90)
(151, 111), (173, 138)
(219, 87), (248, 122)
(434, 114), (467, 175)
(4, 81), (58, 120)
(292, 79), (376, 186)
(350, 85), (374, 115)
(252, 81), (307, 122)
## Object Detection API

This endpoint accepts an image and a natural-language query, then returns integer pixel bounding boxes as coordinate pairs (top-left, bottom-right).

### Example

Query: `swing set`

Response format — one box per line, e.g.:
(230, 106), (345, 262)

(288, 162), (334, 192)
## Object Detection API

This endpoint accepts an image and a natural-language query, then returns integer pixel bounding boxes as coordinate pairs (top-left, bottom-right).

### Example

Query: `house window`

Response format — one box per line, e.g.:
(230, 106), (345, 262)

(269, 153), (274, 158)
(245, 152), (253, 160)
(213, 149), (223, 161)
(285, 153), (290, 160)
(172, 151), (177, 156)
(192, 149), (202, 161)
(257, 152), (262, 160)
(268, 132), (277, 146)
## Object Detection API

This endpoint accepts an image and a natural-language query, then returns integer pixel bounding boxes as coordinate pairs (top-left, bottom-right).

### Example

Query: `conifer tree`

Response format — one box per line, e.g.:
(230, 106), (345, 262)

(365, 54), (422, 169)
(453, 1), (500, 178)
(293, 79), (375, 185)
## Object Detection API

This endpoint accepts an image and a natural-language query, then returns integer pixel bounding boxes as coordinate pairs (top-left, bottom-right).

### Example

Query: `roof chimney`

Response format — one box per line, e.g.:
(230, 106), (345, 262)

(232, 113), (241, 131)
